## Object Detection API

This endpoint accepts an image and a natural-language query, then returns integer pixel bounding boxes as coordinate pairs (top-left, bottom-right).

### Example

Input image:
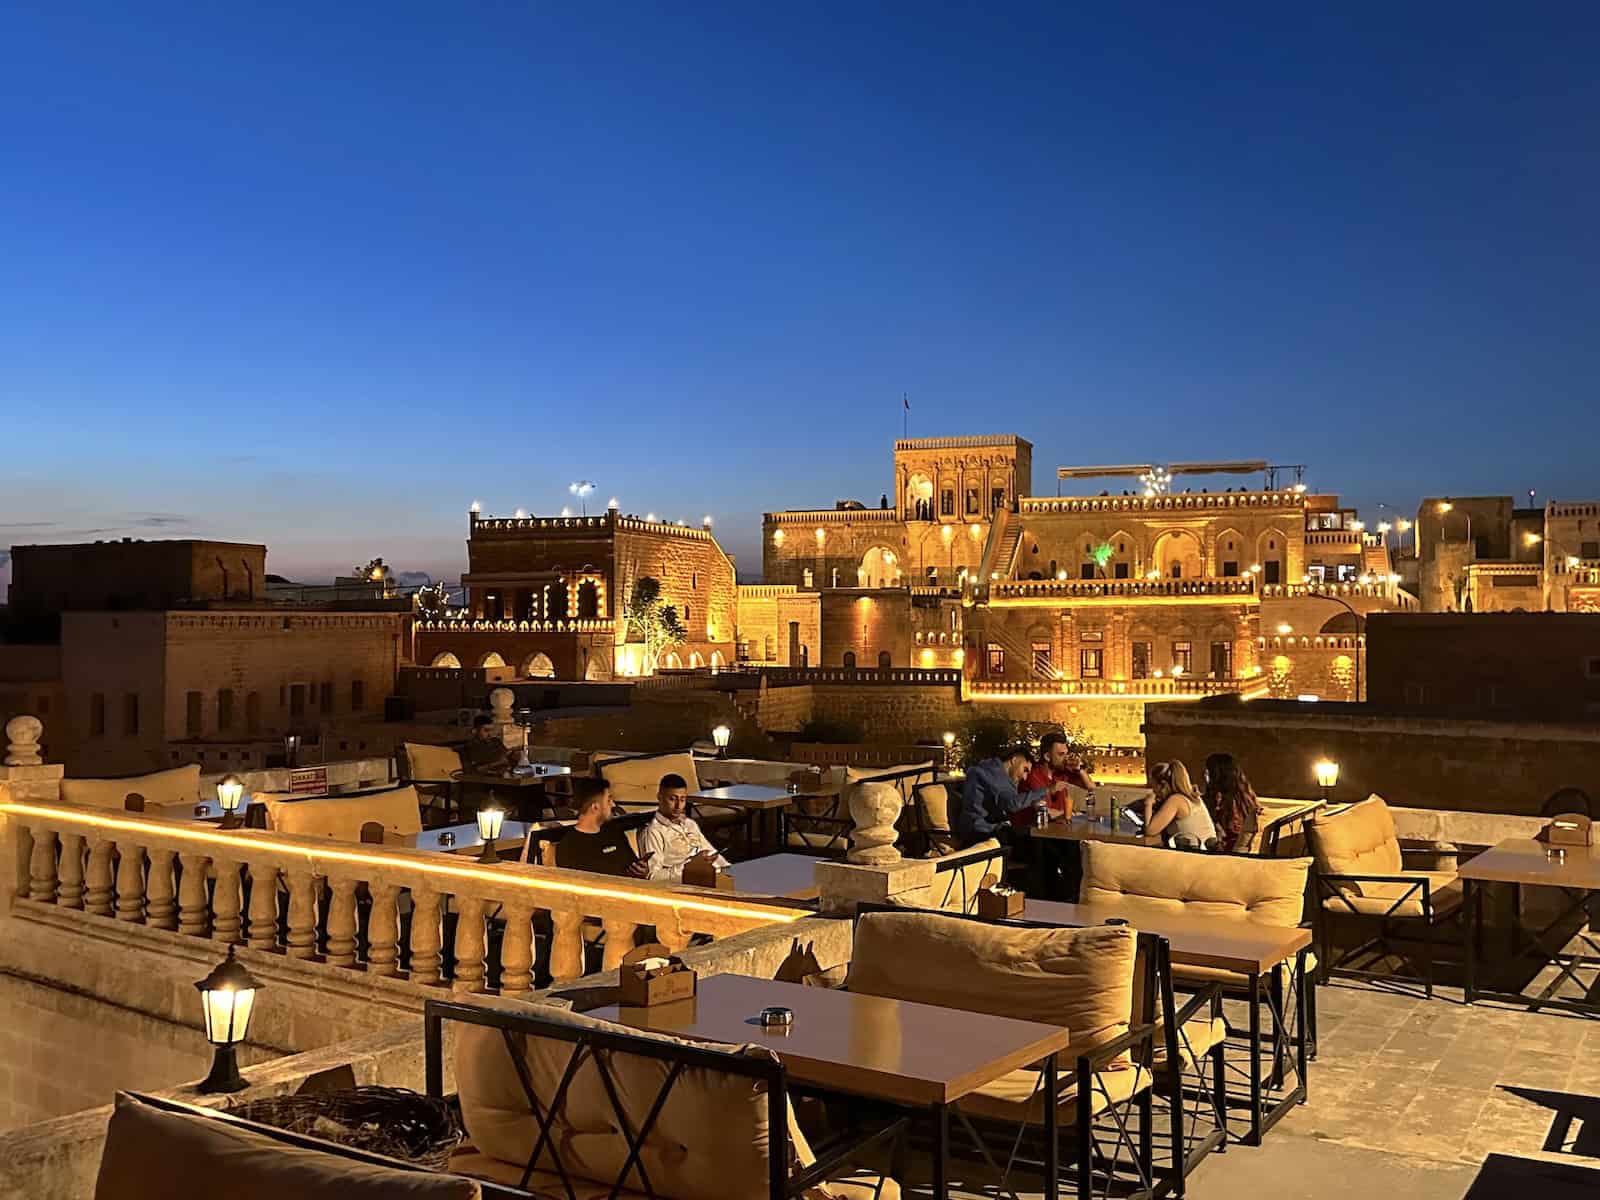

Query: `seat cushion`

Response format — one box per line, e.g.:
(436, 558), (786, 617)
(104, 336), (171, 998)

(930, 839), (1003, 913)
(1305, 794), (1403, 878)
(849, 911), (1135, 1059)
(451, 1149), (899, 1200)
(1320, 870), (1462, 919)
(600, 753), (701, 808)
(914, 783), (952, 833)
(63, 764), (202, 811)
(404, 742), (464, 782)
(1153, 1015), (1227, 1067)
(95, 1093), (480, 1199)
(265, 785), (423, 842)
(958, 1064), (1152, 1125)
(1080, 841), (1311, 928)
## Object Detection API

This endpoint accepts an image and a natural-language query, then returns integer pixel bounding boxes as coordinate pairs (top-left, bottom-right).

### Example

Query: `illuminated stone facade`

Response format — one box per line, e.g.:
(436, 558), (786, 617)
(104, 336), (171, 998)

(1412, 496), (1600, 614)
(415, 510), (737, 681)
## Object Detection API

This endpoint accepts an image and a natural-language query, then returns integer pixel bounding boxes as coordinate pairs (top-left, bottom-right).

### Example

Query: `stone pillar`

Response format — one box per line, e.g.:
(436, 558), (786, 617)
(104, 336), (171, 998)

(815, 857), (936, 917)
(0, 715), (64, 805)
(488, 686), (526, 754)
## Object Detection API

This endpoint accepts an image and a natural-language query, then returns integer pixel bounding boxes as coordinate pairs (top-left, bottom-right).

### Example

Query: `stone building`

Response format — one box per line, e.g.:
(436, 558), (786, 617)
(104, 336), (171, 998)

(1408, 496), (1600, 613)
(6, 539), (267, 616)
(413, 507), (738, 681)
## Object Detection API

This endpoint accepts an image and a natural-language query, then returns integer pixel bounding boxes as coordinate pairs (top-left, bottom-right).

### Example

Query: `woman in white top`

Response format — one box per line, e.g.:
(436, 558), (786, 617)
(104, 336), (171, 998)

(1143, 761), (1218, 848)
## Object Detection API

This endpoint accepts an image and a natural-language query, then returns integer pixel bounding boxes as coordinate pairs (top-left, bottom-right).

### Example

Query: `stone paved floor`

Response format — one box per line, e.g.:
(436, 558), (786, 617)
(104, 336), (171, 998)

(891, 973), (1600, 1198)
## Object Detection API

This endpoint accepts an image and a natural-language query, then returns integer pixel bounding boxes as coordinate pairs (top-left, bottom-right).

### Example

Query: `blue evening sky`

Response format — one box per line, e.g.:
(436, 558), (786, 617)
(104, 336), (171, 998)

(2, 3), (1597, 585)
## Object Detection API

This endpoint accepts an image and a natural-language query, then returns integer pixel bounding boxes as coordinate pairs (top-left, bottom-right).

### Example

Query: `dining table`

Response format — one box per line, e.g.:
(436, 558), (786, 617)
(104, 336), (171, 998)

(689, 784), (796, 856)
(591, 972), (1072, 1200)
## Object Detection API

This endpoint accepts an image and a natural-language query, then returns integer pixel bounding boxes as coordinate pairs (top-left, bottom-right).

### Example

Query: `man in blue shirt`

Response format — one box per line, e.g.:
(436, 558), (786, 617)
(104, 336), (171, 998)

(956, 747), (1066, 846)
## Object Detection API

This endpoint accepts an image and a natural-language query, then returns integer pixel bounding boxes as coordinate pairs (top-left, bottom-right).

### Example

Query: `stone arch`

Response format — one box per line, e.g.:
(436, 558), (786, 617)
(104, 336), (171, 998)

(521, 652), (555, 678)
(1319, 611), (1363, 636)
(1152, 530), (1203, 580)
(1213, 527), (1245, 575)
(661, 651), (683, 671)
(546, 580), (569, 621)
(843, 651), (857, 668)
(858, 545), (900, 589)
(877, 650), (892, 669)
(689, 651), (705, 669)
(478, 651), (506, 669)
(710, 649), (726, 670)
(585, 655), (606, 681)
(1331, 654), (1356, 696)
(1255, 528), (1288, 584)
(905, 473), (934, 521)
(430, 652), (462, 669)
(1107, 529), (1137, 574)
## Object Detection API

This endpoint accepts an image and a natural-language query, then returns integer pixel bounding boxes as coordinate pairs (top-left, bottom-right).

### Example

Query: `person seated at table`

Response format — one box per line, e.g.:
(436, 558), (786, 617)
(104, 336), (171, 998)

(1142, 761), (1217, 848)
(554, 778), (651, 878)
(462, 714), (514, 774)
(638, 773), (729, 882)
(1202, 752), (1262, 853)
(955, 746), (1068, 847)
(1023, 731), (1099, 817)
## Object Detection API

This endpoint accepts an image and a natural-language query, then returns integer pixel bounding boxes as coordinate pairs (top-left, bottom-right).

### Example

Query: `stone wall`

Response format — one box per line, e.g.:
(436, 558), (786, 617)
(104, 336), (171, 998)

(1145, 700), (1600, 815)
(733, 586), (821, 666)
(615, 524), (738, 669)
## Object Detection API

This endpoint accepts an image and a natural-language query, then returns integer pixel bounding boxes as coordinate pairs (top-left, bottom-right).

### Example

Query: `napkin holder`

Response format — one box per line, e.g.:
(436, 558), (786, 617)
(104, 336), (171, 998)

(975, 872), (1025, 919)
(619, 944), (697, 1007)
(1540, 814), (1594, 848)
(682, 856), (734, 891)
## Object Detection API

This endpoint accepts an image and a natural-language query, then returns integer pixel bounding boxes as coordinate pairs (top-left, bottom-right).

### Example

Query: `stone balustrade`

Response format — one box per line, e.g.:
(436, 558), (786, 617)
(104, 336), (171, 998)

(968, 676), (1262, 699)
(990, 577), (1258, 602)
(1, 798), (805, 995)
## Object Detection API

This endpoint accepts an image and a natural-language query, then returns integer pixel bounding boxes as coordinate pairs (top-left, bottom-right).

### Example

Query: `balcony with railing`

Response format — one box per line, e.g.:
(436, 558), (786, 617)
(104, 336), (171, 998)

(968, 675), (1261, 699)
(1020, 490), (1305, 516)
(414, 617), (616, 634)
(989, 577), (1258, 603)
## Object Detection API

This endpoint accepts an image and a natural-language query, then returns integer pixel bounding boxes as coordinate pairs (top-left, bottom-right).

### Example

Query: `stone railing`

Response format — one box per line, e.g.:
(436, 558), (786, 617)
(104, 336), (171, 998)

(1303, 530), (1365, 547)
(1021, 491), (1304, 516)
(990, 578), (1257, 601)
(0, 800), (805, 994)
(1260, 581), (1396, 601)
(969, 677), (1257, 699)
(764, 507), (903, 526)
(893, 434), (1022, 451)
(761, 666), (963, 686)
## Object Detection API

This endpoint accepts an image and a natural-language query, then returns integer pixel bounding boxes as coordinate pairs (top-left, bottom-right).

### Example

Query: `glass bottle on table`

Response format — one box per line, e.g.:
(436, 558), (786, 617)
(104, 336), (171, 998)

(1084, 789), (1097, 828)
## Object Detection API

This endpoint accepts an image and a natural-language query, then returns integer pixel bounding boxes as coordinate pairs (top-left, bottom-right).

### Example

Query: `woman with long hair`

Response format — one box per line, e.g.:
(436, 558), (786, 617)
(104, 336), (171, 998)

(1203, 752), (1262, 853)
(1142, 761), (1217, 848)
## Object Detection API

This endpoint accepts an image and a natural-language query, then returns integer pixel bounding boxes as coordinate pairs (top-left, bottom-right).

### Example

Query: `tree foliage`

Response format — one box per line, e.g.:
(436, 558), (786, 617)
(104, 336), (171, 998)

(623, 576), (688, 672)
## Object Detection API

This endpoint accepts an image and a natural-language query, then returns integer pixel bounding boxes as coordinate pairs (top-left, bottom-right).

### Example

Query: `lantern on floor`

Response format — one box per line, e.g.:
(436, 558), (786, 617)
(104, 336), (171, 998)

(215, 774), (245, 829)
(195, 946), (262, 1094)
(476, 804), (506, 862)
(711, 724), (732, 759)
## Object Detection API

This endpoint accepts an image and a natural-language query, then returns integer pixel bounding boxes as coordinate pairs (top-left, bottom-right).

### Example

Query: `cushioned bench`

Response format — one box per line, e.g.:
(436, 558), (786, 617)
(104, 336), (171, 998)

(263, 784), (424, 843)
(62, 764), (202, 811)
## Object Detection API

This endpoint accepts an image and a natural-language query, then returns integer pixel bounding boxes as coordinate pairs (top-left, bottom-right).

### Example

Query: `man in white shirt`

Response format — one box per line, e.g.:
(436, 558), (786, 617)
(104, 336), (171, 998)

(638, 773), (729, 882)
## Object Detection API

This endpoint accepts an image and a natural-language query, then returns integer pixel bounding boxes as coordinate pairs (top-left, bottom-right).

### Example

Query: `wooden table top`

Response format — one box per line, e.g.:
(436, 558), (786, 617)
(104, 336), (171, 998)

(400, 819), (550, 854)
(723, 853), (821, 900)
(691, 784), (796, 811)
(1458, 837), (1600, 889)
(1018, 899), (1312, 973)
(457, 769), (567, 787)
(1029, 815), (1162, 846)
(591, 974), (1070, 1106)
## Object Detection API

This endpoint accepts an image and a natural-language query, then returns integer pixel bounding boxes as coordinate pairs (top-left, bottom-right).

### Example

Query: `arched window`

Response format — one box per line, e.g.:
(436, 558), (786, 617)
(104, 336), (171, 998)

(546, 580), (569, 621)
(877, 651), (892, 669)
(478, 651), (506, 669)
(430, 652), (462, 669)
(576, 580), (600, 619)
(843, 651), (857, 668)
(522, 652), (555, 678)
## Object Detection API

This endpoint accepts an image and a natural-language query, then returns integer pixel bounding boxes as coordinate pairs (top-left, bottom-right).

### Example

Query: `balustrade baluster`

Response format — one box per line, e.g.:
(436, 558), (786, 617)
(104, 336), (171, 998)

(114, 843), (146, 923)
(451, 896), (487, 993)
(246, 862), (279, 950)
(146, 849), (178, 930)
(57, 833), (85, 909)
(85, 839), (115, 916)
(600, 917), (637, 972)
(498, 901), (534, 995)
(177, 853), (210, 937)
(548, 908), (584, 982)
(27, 827), (59, 903)
(325, 879), (359, 967)
(212, 859), (243, 944)
(366, 884), (401, 976)
(409, 889), (443, 985)
(284, 871), (319, 959)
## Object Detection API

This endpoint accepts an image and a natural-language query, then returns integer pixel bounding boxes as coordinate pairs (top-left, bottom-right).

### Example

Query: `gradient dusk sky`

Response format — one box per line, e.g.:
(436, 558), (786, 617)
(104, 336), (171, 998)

(3, 3), (1597, 588)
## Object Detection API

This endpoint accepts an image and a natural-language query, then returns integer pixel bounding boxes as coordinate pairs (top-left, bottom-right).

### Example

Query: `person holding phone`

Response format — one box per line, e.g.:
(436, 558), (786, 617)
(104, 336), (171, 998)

(638, 772), (728, 881)
(555, 778), (651, 878)
(1143, 761), (1217, 848)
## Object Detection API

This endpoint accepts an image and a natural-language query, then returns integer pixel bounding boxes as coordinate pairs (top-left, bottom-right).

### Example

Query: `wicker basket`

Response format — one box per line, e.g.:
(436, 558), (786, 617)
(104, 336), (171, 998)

(228, 1086), (463, 1170)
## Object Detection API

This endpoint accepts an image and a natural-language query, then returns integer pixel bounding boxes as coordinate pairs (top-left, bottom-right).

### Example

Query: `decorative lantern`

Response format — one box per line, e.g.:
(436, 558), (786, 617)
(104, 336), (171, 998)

(282, 733), (300, 768)
(195, 946), (262, 1094)
(711, 724), (732, 759)
(215, 774), (245, 829)
(1313, 759), (1340, 800)
(476, 804), (506, 862)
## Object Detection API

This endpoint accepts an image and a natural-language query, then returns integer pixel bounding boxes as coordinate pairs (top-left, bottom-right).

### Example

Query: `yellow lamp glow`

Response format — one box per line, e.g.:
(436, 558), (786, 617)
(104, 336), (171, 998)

(1377, 522), (1391, 535)
(1437, 501), (1453, 514)
(942, 730), (956, 747)
(1524, 532), (1542, 547)
(216, 774), (245, 829)
(1313, 759), (1340, 789)
(712, 723), (732, 758)
(814, 527), (826, 544)
(772, 528), (785, 545)
(1276, 623), (1293, 635)
(1397, 519), (1411, 532)
(968, 523), (981, 538)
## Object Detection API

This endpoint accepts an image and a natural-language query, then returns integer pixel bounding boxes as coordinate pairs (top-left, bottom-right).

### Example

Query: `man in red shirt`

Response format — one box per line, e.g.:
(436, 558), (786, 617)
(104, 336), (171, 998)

(1023, 731), (1097, 818)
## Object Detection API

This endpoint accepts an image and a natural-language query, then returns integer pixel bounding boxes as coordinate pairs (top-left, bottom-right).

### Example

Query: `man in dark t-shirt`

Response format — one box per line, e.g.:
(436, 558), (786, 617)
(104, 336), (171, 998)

(555, 778), (651, 878)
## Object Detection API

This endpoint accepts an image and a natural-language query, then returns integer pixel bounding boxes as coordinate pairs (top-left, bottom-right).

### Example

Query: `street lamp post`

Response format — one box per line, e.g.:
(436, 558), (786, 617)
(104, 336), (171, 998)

(1307, 592), (1364, 701)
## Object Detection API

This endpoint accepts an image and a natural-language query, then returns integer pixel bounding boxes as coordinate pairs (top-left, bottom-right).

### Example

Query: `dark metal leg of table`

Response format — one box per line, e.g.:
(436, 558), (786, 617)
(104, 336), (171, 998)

(1295, 952), (1310, 1100)
(1464, 878), (1477, 1004)
(1247, 972), (1264, 1146)
(931, 1101), (949, 1200)
(1044, 1053), (1060, 1200)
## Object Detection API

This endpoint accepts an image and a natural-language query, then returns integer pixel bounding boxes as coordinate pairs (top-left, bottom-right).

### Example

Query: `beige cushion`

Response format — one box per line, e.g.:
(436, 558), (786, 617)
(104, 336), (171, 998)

(600, 753), (700, 808)
(931, 839), (1003, 912)
(63, 764), (202, 811)
(915, 783), (950, 832)
(265, 785), (423, 842)
(95, 1093), (481, 1199)
(959, 1064), (1152, 1125)
(1080, 841), (1311, 927)
(849, 910), (1135, 1060)
(1305, 794), (1403, 878)
(1321, 871), (1463, 919)
(1154, 1015), (1228, 1067)
(404, 742), (463, 782)
(454, 1004), (886, 1199)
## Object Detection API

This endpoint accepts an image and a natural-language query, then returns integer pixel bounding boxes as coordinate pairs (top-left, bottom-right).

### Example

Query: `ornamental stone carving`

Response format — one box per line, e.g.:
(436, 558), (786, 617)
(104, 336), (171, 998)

(5, 715), (43, 766)
(847, 781), (902, 866)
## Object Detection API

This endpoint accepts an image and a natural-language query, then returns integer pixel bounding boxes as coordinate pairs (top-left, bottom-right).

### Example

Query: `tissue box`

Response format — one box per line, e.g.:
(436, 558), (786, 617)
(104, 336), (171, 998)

(619, 945), (698, 1007)
(682, 857), (734, 890)
(1544, 815), (1594, 848)
(976, 887), (1025, 919)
